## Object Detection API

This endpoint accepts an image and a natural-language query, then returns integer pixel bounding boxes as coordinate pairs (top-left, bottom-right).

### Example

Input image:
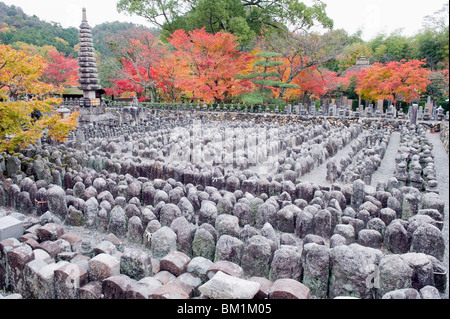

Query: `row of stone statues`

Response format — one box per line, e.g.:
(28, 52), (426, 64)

(59, 98), (449, 121)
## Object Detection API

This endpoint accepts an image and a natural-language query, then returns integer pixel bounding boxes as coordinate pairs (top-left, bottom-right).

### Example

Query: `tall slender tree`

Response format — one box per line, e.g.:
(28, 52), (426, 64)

(238, 51), (299, 104)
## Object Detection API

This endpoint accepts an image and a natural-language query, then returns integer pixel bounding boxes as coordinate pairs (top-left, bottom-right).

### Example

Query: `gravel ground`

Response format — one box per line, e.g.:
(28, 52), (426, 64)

(370, 132), (401, 188)
(299, 132), (364, 186)
(298, 130), (401, 188)
(427, 132), (449, 299)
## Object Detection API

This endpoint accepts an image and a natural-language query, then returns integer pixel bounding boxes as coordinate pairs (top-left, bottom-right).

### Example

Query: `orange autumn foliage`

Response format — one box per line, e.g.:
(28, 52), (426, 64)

(168, 28), (254, 103)
(277, 63), (339, 100)
(356, 59), (431, 103)
(0, 43), (78, 153)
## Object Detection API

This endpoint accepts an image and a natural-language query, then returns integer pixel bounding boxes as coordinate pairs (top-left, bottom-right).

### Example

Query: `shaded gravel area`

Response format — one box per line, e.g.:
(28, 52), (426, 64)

(427, 132), (449, 299)
(299, 131), (363, 186)
(370, 132), (401, 188)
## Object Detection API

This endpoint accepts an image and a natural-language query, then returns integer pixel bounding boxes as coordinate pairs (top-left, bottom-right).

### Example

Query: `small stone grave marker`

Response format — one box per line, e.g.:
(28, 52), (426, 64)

(0, 216), (24, 240)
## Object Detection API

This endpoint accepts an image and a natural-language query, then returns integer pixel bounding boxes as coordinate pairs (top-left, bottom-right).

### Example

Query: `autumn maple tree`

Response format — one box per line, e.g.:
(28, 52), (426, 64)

(11, 43), (78, 89)
(168, 28), (254, 103)
(152, 52), (184, 102)
(284, 67), (339, 103)
(41, 49), (78, 89)
(0, 43), (79, 153)
(104, 29), (163, 102)
(262, 29), (346, 100)
(356, 59), (431, 103)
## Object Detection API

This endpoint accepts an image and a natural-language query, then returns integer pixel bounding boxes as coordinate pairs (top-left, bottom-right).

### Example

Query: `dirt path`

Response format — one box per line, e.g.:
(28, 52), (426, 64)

(370, 131), (401, 188)
(299, 132), (363, 186)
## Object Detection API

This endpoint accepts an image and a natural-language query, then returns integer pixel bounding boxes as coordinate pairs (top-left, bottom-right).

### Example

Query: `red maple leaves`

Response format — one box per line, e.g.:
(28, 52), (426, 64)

(105, 29), (437, 105)
(42, 50), (78, 89)
(106, 28), (254, 103)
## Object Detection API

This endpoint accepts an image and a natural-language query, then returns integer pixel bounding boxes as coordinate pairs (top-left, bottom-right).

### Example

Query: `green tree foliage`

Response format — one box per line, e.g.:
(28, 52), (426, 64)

(426, 70), (449, 111)
(185, 0), (255, 46)
(238, 51), (299, 104)
(365, 2), (448, 69)
(344, 73), (358, 100)
(337, 42), (373, 73)
(323, 29), (364, 73)
(117, 0), (334, 44)
(413, 2), (449, 71)
(413, 29), (448, 70)
(369, 31), (414, 63)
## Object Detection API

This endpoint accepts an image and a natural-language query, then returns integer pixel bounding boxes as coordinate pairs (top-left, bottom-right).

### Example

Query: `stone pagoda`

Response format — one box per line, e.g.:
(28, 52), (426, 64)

(77, 8), (106, 122)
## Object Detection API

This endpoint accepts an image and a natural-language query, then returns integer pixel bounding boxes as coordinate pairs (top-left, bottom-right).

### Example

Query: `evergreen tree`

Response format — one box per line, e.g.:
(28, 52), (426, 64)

(238, 51), (299, 105)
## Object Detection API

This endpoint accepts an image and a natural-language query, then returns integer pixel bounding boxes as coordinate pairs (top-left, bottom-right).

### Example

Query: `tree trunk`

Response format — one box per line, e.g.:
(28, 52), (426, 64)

(278, 87), (288, 100)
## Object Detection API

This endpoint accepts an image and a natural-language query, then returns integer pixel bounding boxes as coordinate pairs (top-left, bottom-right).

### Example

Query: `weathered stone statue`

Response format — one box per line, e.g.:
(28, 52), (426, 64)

(409, 104), (418, 125)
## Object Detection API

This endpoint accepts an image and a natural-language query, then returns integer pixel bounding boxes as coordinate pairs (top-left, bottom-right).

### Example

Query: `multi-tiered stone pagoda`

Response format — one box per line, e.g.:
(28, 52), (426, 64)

(77, 8), (107, 123)
(78, 7), (102, 103)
